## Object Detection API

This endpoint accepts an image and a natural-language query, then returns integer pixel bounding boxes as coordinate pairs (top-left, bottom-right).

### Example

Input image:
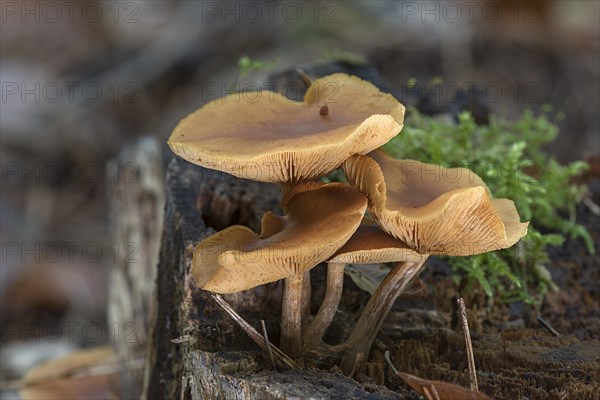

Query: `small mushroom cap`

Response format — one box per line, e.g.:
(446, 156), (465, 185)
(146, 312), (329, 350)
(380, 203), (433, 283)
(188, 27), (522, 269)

(279, 180), (328, 209)
(343, 150), (529, 256)
(168, 73), (405, 183)
(193, 182), (367, 293)
(329, 222), (424, 264)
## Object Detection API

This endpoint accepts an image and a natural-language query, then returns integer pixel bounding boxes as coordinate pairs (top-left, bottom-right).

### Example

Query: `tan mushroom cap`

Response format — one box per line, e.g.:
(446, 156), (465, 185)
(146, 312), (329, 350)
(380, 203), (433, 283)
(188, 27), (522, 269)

(329, 222), (424, 264)
(342, 150), (529, 256)
(279, 180), (327, 209)
(168, 73), (405, 183)
(193, 182), (367, 293)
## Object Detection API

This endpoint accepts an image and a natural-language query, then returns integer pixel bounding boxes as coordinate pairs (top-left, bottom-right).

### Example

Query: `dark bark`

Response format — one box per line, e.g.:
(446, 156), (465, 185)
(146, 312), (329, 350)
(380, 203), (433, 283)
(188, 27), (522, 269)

(144, 156), (282, 399)
(107, 137), (165, 399)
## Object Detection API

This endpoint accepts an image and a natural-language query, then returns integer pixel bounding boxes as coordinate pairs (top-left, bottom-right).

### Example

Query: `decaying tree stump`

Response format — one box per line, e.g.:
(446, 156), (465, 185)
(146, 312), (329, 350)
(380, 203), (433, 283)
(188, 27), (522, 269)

(107, 137), (165, 399)
(146, 155), (278, 398)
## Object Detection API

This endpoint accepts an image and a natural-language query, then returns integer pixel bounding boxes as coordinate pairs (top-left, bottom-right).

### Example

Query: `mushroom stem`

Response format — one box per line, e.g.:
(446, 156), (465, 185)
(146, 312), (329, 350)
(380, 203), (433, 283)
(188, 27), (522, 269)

(280, 273), (305, 360)
(303, 262), (345, 348)
(340, 257), (428, 376)
(301, 270), (312, 321)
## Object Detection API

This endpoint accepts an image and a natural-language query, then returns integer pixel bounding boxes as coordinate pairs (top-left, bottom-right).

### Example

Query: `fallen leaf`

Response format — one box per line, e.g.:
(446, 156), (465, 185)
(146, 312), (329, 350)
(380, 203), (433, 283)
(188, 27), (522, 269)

(19, 346), (121, 400)
(396, 371), (494, 400)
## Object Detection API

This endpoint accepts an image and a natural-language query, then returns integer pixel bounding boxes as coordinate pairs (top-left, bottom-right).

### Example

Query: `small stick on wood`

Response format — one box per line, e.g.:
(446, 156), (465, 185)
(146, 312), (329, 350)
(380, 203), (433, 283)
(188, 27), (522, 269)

(537, 315), (560, 337)
(582, 195), (600, 216)
(457, 298), (478, 391)
(296, 68), (313, 87)
(261, 319), (276, 370)
(211, 294), (300, 370)
(383, 351), (399, 375)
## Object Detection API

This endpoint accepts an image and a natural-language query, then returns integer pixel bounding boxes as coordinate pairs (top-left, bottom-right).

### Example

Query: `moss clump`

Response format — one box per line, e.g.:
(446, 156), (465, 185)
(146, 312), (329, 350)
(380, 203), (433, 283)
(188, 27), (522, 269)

(237, 56), (279, 78)
(383, 106), (593, 304)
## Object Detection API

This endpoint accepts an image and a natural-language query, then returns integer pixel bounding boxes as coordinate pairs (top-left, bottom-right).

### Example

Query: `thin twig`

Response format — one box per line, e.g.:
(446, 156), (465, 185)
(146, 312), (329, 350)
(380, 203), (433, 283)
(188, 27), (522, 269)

(537, 315), (560, 337)
(296, 68), (313, 87)
(429, 385), (441, 400)
(261, 320), (276, 370)
(422, 385), (441, 400)
(583, 195), (600, 216)
(383, 351), (399, 375)
(457, 298), (478, 391)
(211, 294), (300, 370)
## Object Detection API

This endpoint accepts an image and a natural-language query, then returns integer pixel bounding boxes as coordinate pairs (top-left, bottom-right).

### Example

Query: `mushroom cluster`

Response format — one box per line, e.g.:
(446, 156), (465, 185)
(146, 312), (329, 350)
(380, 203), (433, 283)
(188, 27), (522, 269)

(168, 73), (528, 375)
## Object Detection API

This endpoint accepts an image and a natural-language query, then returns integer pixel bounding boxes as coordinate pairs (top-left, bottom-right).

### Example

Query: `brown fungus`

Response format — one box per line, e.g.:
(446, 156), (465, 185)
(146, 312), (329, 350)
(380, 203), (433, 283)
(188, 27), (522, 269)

(343, 150), (528, 255)
(168, 74), (405, 183)
(338, 150), (528, 375)
(192, 182), (367, 359)
(168, 73), (409, 366)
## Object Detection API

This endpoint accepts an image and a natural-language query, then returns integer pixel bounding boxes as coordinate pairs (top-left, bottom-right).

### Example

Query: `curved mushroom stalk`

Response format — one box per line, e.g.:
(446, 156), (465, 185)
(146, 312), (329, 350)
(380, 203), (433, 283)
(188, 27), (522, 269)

(306, 222), (423, 348)
(301, 270), (312, 322)
(281, 273), (306, 359)
(340, 258), (428, 376)
(303, 262), (346, 348)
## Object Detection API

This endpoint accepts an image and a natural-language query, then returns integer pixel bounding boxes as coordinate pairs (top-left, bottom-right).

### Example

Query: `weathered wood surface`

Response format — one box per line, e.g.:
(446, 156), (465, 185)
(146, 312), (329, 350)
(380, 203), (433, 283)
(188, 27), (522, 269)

(145, 155), (282, 399)
(188, 351), (400, 400)
(107, 137), (165, 399)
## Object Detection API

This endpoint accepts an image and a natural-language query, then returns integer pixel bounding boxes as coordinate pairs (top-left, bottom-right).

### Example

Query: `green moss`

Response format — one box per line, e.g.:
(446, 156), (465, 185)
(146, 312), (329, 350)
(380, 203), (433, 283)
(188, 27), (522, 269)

(237, 56), (279, 78)
(320, 47), (367, 65)
(384, 107), (593, 304)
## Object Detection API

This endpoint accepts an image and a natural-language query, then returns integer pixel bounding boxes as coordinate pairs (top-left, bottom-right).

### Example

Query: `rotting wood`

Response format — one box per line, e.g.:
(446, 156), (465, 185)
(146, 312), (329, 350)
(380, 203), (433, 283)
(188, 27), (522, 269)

(143, 156), (281, 399)
(107, 137), (165, 399)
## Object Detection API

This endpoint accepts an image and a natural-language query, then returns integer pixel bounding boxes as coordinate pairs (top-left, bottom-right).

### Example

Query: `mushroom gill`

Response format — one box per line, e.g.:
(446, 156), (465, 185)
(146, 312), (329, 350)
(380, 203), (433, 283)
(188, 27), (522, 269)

(343, 150), (529, 256)
(168, 74), (405, 183)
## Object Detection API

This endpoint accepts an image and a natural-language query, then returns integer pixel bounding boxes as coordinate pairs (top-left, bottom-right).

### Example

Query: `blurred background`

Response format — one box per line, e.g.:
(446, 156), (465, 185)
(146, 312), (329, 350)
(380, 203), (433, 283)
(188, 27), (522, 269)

(1, 0), (599, 397)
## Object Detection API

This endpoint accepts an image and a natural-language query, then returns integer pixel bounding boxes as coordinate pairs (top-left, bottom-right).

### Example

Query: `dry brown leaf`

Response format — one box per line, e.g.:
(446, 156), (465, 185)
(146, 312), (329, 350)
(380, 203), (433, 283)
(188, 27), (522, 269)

(396, 371), (494, 400)
(19, 346), (121, 400)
